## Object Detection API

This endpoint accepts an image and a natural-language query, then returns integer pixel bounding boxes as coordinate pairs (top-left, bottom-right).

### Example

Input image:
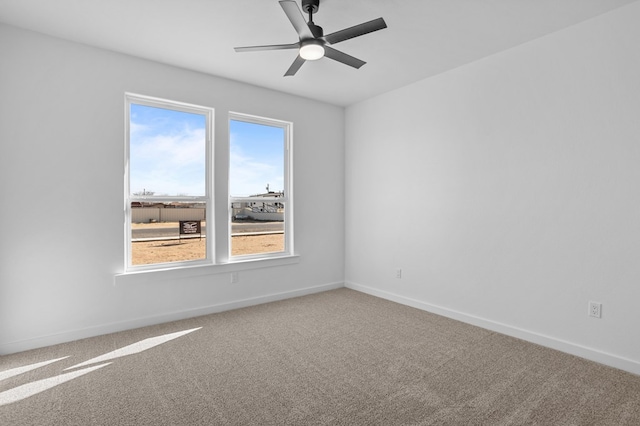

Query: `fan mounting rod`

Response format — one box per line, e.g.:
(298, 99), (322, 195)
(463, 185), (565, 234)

(302, 0), (319, 14)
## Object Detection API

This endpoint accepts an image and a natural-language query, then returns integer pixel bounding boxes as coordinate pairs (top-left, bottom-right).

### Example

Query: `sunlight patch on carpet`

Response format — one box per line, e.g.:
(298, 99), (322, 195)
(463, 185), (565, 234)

(65, 327), (202, 370)
(0, 363), (111, 406)
(0, 327), (202, 406)
(0, 356), (69, 382)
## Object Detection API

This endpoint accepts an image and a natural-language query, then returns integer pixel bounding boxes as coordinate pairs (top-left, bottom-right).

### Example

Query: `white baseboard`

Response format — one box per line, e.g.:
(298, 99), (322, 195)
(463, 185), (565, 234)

(345, 281), (640, 376)
(1, 281), (344, 355)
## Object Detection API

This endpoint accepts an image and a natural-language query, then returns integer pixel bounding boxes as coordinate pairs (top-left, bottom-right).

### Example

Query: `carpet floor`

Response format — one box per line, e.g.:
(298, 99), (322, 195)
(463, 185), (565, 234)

(1, 288), (639, 425)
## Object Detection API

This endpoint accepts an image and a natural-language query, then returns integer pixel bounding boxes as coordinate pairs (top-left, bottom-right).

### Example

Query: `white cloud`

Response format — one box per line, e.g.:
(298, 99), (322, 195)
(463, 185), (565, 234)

(130, 126), (206, 196)
(230, 143), (283, 196)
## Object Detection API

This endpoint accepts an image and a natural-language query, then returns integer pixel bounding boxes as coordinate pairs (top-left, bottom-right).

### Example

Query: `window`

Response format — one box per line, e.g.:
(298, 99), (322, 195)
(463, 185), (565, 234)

(125, 94), (213, 271)
(229, 113), (292, 259)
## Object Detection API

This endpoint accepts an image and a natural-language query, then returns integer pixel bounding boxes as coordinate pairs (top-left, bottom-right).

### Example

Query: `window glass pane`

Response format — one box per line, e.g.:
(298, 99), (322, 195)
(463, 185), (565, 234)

(229, 120), (284, 198)
(131, 202), (206, 265)
(231, 202), (285, 256)
(130, 104), (206, 197)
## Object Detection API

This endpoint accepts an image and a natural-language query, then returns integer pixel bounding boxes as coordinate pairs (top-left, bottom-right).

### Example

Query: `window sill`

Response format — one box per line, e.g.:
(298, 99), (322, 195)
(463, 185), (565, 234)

(113, 254), (300, 286)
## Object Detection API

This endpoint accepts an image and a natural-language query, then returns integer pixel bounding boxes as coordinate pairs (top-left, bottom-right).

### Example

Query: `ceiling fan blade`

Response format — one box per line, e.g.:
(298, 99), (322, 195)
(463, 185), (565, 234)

(323, 17), (387, 45)
(234, 43), (299, 53)
(279, 0), (314, 40)
(284, 55), (306, 76)
(323, 46), (366, 69)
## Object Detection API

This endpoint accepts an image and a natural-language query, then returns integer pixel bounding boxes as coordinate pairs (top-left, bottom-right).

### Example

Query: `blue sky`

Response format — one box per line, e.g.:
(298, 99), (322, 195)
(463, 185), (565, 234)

(129, 104), (284, 197)
(130, 104), (206, 196)
(229, 119), (284, 197)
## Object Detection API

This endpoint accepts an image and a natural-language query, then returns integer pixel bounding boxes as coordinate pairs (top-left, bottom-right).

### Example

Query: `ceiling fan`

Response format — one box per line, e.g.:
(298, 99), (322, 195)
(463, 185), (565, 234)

(234, 0), (387, 76)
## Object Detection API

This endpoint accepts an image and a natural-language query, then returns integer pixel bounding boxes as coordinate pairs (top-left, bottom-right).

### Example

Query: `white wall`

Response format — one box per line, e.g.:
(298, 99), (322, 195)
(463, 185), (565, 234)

(345, 3), (640, 374)
(0, 24), (344, 353)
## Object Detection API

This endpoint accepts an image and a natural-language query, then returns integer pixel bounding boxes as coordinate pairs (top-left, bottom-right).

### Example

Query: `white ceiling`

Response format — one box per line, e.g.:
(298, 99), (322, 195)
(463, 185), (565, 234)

(0, 0), (637, 106)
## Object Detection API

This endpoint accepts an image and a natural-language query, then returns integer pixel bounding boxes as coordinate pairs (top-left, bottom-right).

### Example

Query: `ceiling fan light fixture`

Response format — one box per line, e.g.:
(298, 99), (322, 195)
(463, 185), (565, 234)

(299, 39), (325, 60)
(234, 0), (387, 76)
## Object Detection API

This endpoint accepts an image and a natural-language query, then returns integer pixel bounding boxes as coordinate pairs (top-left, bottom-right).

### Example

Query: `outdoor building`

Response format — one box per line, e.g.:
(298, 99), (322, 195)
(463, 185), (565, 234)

(232, 190), (285, 221)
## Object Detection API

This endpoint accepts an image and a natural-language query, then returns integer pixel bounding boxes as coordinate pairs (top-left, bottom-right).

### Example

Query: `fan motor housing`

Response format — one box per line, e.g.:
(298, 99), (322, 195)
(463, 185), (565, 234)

(302, 0), (319, 14)
(308, 23), (323, 38)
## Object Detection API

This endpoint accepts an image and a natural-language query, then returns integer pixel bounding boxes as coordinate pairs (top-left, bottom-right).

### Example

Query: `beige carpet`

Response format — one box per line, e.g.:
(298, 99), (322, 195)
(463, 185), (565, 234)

(1, 288), (639, 425)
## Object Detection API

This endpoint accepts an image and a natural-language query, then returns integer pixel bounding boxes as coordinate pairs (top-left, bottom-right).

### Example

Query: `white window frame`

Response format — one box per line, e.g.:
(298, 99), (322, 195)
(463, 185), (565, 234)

(124, 93), (214, 272)
(228, 112), (293, 261)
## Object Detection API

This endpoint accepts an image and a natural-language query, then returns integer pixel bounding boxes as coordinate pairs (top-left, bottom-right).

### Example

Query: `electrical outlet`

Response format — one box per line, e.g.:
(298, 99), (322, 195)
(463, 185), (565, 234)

(231, 272), (239, 284)
(588, 301), (602, 318)
(395, 268), (402, 279)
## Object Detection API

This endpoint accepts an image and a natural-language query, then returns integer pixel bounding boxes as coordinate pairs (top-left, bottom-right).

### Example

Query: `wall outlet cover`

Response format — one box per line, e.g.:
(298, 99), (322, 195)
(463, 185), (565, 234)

(589, 301), (602, 318)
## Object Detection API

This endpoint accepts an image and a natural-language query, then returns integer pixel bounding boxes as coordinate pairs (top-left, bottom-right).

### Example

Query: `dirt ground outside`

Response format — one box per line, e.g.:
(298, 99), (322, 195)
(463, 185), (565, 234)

(131, 233), (284, 265)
